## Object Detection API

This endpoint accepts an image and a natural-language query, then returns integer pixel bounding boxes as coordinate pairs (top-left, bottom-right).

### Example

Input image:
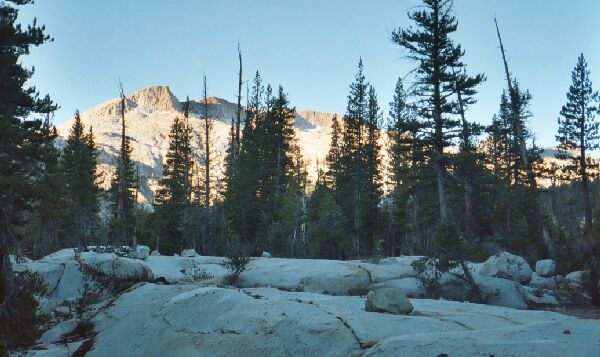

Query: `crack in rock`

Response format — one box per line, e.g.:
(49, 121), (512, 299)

(411, 311), (474, 330)
(357, 265), (373, 285)
(288, 296), (373, 350)
(47, 263), (67, 295)
(241, 289), (268, 300)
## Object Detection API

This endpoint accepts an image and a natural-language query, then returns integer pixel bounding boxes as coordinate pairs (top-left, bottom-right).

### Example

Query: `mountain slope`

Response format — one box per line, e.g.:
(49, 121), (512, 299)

(57, 86), (337, 204)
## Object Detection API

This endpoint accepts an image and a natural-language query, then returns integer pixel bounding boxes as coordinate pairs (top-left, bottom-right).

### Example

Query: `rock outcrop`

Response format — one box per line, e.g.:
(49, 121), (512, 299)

(29, 285), (600, 357)
(479, 251), (533, 283)
(365, 288), (414, 315)
(536, 259), (556, 277)
(12, 250), (600, 356)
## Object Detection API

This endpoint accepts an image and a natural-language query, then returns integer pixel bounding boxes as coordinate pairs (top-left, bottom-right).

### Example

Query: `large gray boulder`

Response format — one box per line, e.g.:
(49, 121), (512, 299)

(530, 273), (559, 290)
(521, 285), (560, 308)
(479, 252), (533, 283)
(437, 272), (528, 310)
(371, 277), (426, 298)
(79, 252), (153, 281)
(262, 251), (272, 258)
(565, 271), (586, 286)
(365, 288), (414, 315)
(535, 259), (556, 277)
(180, 249), (197, 257)
(128, 245), (150, 260)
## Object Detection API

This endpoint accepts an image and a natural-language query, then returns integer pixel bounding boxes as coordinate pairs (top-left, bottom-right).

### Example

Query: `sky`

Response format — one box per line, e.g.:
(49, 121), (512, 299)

(17, 0), (600, 149)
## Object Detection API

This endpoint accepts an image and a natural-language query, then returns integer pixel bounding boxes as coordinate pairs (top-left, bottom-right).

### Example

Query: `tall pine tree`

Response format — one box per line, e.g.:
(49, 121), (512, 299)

(391, 0), (484, 224)
(62, 111), (100, 249)
(29, 100), (62, 259)
(110, 84), (137, 247)
(326, 60), (383, 258)
(556, 54), (600, 306)
(387, 77), (427, 255)
(155, 106), (193, 254)
(0, 0), (54, 304)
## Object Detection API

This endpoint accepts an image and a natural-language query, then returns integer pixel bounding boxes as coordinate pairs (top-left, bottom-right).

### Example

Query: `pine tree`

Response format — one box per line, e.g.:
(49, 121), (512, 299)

(482, 113), (510, 181)
(110, 84), (137, 247)
(452, 66), (486, 246)
(225, 75), (305, 255)
(481, 88), (545, 257)
(391, 0), (484, 223)
(0, 0), (54, 305)
(62, 111), (100, 249)
(556, 54), (600, 306)
(306, 181), (348, 259)
(30, 100), (63, 259)
(260, 85), (306, 255)
(387, 77), (427, 255)
(335, 59), (370, 257)
(391, 0), (484, 297)
(360, 85), (383, 255)
(155, 105), (193, 254)
(226, 71), (265, 250)
(323, 115), (342, 187)
(198, 76), (218, 254)
(494, 18), (554, 258)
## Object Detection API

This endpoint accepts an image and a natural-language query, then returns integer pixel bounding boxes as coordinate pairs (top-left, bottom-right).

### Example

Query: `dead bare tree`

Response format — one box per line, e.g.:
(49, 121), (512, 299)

(494, 17), (553, 256)
(200, 74), (216, 254)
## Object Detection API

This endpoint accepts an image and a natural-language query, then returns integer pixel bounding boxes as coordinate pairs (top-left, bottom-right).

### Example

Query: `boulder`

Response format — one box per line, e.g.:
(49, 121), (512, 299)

(181, 249), (197, 257)
(365, 288), (414, 315)
(479, 252), (533, 283)
(54, 305), (72, 318)
(371, 277), (426, 298)
(129, 245), (150, 260)
(79, 253), (153, 281)
(39, 318), (81, 344)
(437, 273), (529, 310)
(237, 258), (371, 295)
(144, 255), (228, 284)
(262, 251), (272, 258)
(565, 271), (587, 286)
(14, 256), (88, 314)
(521, 286), (560, 308)
(150, 250), (160, 256)
(530, 273), (559, 289)
(535, 259), (556, 277)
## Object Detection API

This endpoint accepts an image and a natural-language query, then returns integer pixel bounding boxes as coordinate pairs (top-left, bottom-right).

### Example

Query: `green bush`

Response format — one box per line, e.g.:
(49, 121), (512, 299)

(0, 271), (48, 349)
(222, 243), (251, 286)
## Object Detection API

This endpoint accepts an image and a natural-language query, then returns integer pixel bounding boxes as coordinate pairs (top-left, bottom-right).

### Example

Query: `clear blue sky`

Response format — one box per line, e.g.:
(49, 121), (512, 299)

(18, 0), (600, 149)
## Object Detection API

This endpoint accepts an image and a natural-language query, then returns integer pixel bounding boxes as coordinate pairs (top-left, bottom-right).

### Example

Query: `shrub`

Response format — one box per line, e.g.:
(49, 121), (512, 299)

(222, 243), (251, 286)
(0, 271), (48, 349)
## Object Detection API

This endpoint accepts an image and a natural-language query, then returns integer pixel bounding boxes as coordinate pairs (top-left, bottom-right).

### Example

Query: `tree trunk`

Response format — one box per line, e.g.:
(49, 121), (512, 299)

(494, 18), (553, 256)
(236, 44), (243, 148)
(436, 161), (448, 221)
(454, 71), (476, 242)
(460, 260), (482, 302)
(203, 75), (211, 255)
(0, 216), (15, 305)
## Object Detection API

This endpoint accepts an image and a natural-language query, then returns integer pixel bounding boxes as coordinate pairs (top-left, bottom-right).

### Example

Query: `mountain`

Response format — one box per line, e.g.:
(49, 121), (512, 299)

(57, 86), (338, 204)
